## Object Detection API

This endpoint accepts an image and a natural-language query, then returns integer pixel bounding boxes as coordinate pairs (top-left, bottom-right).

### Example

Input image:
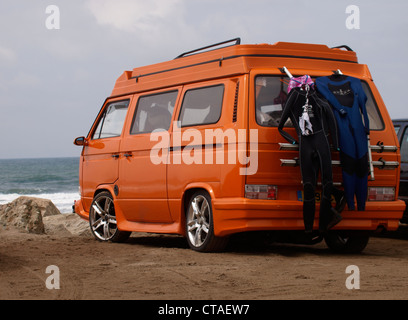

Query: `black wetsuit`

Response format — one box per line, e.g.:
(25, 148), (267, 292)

(278, 87), (340, 232)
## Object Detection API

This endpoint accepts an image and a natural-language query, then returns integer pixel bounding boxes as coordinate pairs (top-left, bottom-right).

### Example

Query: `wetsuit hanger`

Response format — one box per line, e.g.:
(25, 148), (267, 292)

(280, 66), (293, 79)
(330, 69), (347, 81)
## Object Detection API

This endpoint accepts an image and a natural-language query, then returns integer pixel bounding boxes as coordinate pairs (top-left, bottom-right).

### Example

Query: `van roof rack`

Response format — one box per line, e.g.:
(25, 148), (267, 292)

(331, 45), (354, 52)
(175, 37), (241, 59)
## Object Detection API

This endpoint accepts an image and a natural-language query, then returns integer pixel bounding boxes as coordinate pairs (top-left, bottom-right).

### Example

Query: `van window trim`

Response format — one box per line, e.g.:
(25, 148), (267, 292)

(129, 89), (179, 136)
(90, 98), (131, 140)
(177, 84), (225, 128)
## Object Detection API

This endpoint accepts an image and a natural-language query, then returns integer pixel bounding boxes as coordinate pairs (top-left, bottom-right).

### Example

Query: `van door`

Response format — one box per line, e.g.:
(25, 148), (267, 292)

(81, 97), (132, 211)
(167, 81), (230, 203)
(246, 72), (303, 202)
(117, 89), (180, 223)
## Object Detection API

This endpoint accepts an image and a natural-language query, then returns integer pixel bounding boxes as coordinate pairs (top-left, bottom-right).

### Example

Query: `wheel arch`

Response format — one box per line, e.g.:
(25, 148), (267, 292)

(93, 184), (116, 199)
(182, 184), (215, 215)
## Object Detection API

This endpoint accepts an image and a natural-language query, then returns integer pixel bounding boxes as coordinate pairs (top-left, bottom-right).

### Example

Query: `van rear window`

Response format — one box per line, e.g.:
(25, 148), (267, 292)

(255, 76), (384, 130)
(361, 81), (384, 131)
(255, 76), (288, 127)
(179, 85), (224, 127)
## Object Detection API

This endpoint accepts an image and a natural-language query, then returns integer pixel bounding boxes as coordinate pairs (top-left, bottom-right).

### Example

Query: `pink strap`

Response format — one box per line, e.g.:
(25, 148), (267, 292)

(287, 75), (314, 93)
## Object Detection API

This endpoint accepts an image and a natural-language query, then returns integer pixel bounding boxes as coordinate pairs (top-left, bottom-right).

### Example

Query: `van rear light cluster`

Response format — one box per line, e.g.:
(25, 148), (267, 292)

(368, 187), (395, 201)
(245, 185), (277, 200)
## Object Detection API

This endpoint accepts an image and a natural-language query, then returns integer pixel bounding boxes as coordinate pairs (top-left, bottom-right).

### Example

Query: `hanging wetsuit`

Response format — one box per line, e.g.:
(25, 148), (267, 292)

(278, 86), (340, 232)
(315, 75), (370, 211)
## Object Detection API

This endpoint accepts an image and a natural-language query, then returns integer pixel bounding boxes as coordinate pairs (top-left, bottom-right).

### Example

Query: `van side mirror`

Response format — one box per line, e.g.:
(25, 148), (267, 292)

(74, 136), (87, 146)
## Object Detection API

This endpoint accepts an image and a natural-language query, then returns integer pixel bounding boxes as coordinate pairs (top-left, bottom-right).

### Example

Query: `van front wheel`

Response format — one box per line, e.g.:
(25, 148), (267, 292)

(89, 191), (131, 243)
(185, 192), (228, 252)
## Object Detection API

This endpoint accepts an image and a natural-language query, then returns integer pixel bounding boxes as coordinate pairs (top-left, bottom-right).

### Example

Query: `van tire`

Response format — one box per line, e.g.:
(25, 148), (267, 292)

(324, 231), (369, 254)
(185, 191), (228, 252)
(89, 191), (131, 243)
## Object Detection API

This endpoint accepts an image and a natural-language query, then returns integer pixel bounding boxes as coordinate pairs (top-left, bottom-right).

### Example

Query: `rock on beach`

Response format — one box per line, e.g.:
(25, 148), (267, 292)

(0, 196), (90, 236)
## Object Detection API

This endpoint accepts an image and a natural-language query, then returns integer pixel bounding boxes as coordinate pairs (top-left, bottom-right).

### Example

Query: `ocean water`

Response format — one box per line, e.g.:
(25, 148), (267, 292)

(0, 157), (80, 213)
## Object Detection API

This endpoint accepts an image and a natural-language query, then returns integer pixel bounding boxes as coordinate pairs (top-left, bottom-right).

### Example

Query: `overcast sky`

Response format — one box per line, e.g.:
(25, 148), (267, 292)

(0, 0), (407, 159)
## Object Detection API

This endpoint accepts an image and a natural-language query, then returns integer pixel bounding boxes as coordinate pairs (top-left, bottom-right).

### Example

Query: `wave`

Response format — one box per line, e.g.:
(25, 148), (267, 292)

(0, 192), (80, 214)
(10, 174), (66, 183)
(0, 157), (79, 196)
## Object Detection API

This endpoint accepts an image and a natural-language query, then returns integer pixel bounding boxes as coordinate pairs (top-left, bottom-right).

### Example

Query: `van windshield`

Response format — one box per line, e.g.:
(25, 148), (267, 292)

(92, 100), (129, 139)
(255, 76), (384, 130)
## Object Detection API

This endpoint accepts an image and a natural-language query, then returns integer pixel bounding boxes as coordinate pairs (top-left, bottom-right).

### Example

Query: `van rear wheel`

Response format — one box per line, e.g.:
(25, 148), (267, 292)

(324, 231), (369, 254)
(185, 191), (228, 252)
(89, 191), (131, 243)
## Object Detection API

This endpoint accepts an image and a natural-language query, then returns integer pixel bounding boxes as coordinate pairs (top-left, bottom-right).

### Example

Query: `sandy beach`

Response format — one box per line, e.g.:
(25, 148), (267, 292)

(1, 214), (408, 300)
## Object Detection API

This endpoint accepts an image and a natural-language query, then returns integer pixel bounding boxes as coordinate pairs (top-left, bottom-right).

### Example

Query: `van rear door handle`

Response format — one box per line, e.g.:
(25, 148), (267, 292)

(124, 153), (133, 158)
(111, 154), (120, 159)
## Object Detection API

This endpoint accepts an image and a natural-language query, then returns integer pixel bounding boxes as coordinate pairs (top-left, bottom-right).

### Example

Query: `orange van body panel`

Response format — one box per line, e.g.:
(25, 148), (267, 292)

(212, 199), (405, 237)
(111, 42), (359, 97)
(75, 41), (405, 237)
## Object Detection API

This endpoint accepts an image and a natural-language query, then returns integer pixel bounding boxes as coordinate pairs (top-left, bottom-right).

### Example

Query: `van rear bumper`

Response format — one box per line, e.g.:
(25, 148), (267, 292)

(212, 198), (406, 237)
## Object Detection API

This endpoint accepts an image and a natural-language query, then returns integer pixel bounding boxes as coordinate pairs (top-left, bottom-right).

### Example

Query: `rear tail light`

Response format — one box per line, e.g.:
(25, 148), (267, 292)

(368, 187), (395, 201)
(245, 185), (277, 200)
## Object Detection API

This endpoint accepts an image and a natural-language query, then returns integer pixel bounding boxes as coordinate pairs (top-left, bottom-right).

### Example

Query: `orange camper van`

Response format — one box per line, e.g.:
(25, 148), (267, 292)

(74, 38), (405, 253)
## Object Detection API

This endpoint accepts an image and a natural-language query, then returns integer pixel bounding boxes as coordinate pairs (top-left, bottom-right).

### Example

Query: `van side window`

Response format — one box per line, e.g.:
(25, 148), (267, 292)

(92, 100), (129, 139)
(179, 85), (224, 127)
(255, 76), (288, 127)
(401, 128), (408, 163)
(130, 91), (178, 134)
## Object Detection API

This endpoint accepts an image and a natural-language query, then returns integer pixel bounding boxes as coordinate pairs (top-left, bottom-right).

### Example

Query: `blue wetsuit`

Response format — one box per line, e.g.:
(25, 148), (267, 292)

(316, 75), (369, 211)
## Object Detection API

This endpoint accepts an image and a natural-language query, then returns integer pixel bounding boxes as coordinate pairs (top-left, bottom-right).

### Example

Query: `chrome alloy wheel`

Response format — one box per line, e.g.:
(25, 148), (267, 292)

(90, 193), (118, 241)
(186, 195), (211, 248)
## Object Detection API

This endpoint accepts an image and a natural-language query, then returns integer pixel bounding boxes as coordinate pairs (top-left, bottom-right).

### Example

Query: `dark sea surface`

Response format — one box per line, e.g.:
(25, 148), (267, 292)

(0, 157), (80, 213)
